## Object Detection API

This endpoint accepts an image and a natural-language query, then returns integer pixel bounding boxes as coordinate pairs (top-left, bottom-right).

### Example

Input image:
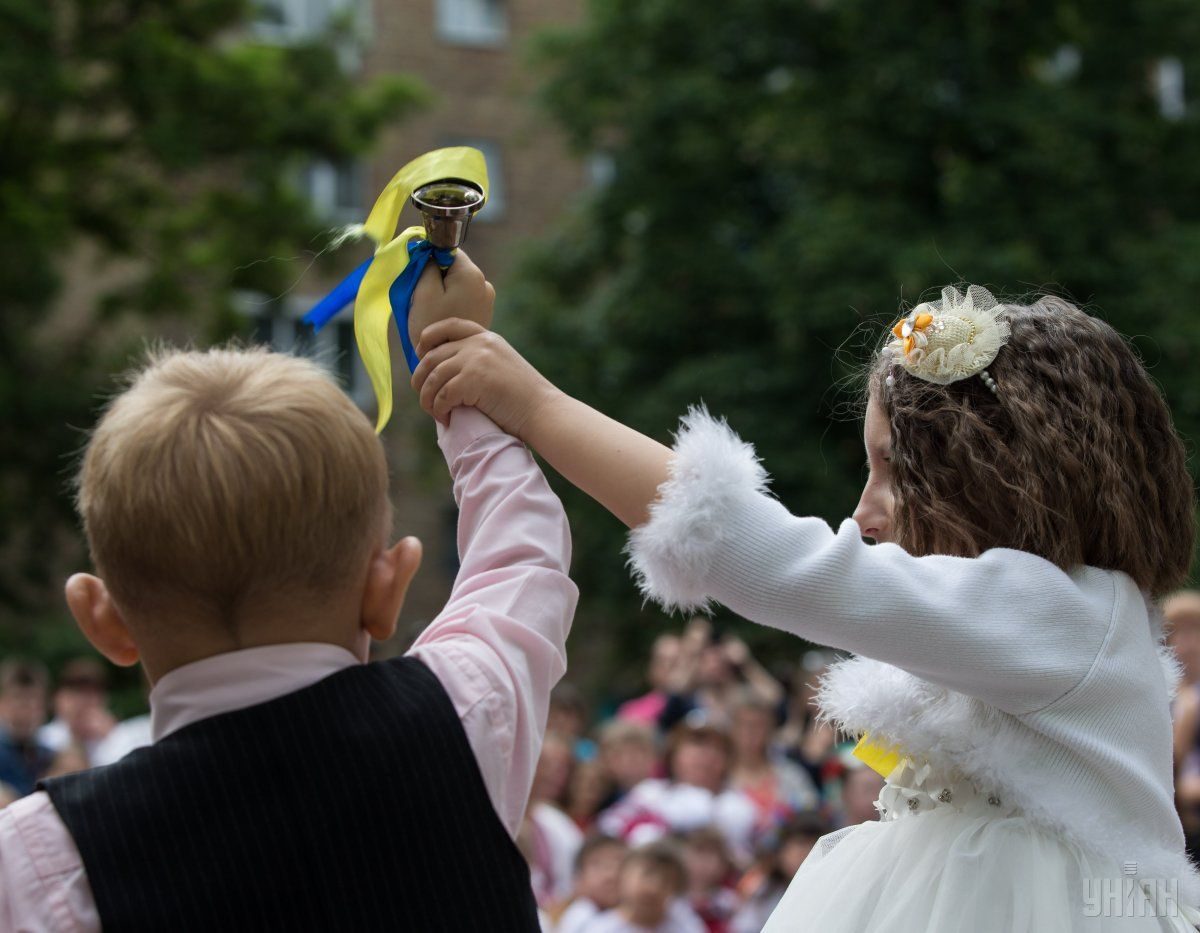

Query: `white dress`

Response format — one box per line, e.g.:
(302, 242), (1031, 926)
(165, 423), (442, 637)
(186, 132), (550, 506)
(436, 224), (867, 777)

(623, 409), (1200, 932)
(763, 756), (1200, 932)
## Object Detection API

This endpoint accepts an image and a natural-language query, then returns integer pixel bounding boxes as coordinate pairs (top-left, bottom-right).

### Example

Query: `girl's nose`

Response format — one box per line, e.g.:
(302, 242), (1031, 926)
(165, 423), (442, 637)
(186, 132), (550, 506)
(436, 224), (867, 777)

(853, 498), (883, 542)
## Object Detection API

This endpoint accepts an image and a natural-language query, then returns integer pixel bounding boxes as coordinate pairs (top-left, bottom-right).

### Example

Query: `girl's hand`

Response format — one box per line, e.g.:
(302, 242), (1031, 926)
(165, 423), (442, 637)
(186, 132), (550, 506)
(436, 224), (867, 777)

(411, 319), (561, 435)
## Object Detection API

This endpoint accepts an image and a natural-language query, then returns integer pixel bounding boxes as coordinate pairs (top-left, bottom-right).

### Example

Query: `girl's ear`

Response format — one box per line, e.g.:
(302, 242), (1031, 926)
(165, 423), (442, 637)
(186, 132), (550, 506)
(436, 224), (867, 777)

(360, 536), (423, 642)
(64, 574), (140, 667)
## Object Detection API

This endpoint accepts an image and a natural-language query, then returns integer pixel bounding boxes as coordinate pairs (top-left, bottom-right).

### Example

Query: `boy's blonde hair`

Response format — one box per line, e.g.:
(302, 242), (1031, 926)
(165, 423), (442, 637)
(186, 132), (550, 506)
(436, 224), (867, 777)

(77, 346), (389, 622)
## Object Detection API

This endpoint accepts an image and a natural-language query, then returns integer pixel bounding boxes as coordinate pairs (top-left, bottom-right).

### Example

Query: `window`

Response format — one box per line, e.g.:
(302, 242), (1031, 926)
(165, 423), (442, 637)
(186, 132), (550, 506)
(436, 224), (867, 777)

(435, 0), (507, 48)
(251, 0), (366, 68)
(439, 137), (505, 221)
(588, 152), (616, 188)
(235, 291), (371, 408)
(1155, 58), (1186, 120)
(1035, 45), (1081, 83)
(300, 160), (365, 223)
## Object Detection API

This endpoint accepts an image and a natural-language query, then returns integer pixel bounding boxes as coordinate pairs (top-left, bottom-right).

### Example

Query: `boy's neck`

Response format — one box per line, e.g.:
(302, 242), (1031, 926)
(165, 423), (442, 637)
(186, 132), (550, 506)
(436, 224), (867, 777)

(131, 602), (366, 685)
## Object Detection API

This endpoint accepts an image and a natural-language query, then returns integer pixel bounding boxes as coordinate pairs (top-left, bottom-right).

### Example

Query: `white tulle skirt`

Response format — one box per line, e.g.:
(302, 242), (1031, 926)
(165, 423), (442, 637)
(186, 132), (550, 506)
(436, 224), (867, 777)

(763, 761), (1200, 933)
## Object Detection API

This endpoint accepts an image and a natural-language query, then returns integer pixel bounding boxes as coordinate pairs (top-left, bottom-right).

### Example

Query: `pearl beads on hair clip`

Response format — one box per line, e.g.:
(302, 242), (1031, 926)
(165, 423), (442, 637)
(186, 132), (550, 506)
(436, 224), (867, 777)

(979, 370), (999, 395)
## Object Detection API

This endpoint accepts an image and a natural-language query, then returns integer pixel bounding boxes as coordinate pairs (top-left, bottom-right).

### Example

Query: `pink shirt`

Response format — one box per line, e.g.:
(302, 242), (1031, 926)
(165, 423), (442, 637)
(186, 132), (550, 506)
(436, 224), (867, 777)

(0, 408), (578, 932)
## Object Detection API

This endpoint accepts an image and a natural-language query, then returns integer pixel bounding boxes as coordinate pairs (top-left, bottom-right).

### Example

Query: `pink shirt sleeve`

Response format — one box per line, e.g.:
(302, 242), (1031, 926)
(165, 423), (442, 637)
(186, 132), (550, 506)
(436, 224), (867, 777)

(0, 791), (99, 932)
(407, 407), (579, 839)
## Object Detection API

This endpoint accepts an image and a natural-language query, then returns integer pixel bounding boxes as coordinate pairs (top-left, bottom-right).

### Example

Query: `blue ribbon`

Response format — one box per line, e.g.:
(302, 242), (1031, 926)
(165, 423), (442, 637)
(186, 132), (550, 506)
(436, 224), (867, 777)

(390, 240), (455, 372)
(301, 257), (372, 331)
(301, 240), (455, 373)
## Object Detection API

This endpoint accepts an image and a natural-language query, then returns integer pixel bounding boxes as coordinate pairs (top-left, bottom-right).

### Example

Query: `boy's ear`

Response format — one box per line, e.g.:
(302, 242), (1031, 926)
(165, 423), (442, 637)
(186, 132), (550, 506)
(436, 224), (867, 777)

(64, 574), (140, 667)
(361, 536), (423, 642)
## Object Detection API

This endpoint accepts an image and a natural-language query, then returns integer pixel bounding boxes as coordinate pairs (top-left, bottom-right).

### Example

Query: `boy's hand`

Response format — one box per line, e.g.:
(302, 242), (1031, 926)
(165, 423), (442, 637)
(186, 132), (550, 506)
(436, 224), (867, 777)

(407, 250), (495, 348)
(412, 319), (561, 436)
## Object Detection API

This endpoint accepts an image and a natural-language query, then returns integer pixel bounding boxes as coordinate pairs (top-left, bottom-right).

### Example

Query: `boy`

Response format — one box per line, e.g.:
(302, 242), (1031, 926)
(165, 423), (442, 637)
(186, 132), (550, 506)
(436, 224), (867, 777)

(0, 255), (578, 931)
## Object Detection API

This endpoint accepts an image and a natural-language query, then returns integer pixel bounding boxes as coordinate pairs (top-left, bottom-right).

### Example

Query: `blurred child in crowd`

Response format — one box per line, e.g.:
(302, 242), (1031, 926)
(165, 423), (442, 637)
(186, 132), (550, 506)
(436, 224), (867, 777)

(730, 815), (829, 933)
(555, 834), (629, 933)
(681, 828), (740, 933)
(728, 689), (819, 837)
(583, 841), (705, 933)
(599, 721), (756, 864)
(37, 657), (115, 762)
(530, 731), (585, 907)
(598, 719), (660, 809)
(617, 634), (681, 726)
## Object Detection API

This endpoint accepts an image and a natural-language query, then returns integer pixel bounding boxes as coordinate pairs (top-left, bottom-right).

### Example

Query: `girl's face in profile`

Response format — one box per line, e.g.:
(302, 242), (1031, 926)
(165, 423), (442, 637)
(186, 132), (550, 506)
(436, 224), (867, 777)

(853, 395), (895, 544)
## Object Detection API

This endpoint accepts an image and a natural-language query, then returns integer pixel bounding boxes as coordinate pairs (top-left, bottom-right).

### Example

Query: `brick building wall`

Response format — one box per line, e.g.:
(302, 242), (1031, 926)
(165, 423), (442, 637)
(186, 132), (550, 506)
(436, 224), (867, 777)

(359, 0), (588, 636)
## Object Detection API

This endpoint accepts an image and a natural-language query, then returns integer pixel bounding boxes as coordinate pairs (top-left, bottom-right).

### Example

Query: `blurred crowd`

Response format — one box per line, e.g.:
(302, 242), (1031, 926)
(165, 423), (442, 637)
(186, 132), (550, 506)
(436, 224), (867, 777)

(518, 618), (881, 933)
(6, 597), (1200, 932)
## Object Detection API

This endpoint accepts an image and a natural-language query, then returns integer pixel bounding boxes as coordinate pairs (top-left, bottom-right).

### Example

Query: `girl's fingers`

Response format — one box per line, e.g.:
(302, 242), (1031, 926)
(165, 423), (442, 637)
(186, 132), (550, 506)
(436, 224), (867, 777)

(411, 340), (464, 393)
(432, 374), (470, 423)
(416, 318), (487, 356)
(419, 355), (465, 415)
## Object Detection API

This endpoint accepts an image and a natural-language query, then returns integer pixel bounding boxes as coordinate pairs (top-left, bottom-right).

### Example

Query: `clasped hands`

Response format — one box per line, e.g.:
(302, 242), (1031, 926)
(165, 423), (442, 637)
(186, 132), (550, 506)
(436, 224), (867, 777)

(407, 250), (560, 439)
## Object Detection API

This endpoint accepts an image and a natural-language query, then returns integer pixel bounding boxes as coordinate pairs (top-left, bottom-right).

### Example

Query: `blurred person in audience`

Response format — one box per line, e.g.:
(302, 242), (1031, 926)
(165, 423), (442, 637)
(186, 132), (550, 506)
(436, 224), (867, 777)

(1167, 591), (1200, 860)
(0, 660), (53, 796)
(556, 834), (628, 933)
(731, 814), (830, 933)
(583, 841), (705, 933)
(681, 827), (740, 933)
(1167, 591), (1200, 688)
(598, 719), (660, 809)
(599, 720), (757, 864)
(728, 689), (819, 839)
(617, 634), (681, 727)
(551, 681), (598, 762)
(775, 651), (840, 793)
(530, 731), (586, 908)
(0, 783), (18, 810)
(91, 712), (153, 767)
(42, 744), (90, 780)
(37, 657), (115, 762)
(569, 757), (617, 832)
(659, 619), (783, 734)
(835, 762), (886, 828)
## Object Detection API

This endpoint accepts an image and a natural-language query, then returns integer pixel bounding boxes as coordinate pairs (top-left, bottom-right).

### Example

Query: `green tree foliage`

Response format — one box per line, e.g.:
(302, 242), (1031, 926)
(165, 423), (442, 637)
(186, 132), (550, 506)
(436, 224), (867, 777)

(510, 0), (1200, 685)
(0, 0), (421, 634)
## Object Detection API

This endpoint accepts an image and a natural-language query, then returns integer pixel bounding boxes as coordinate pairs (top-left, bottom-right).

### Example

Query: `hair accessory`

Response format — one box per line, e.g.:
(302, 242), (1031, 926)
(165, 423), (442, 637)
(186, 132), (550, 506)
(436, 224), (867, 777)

(885, 285), (1011, 389)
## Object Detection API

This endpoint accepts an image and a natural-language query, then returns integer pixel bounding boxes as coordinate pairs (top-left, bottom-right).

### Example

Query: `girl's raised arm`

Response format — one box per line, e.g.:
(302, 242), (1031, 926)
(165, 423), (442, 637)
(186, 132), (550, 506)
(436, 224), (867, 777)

(412, 318), (673, 529)
(412, 319), (1117, 718)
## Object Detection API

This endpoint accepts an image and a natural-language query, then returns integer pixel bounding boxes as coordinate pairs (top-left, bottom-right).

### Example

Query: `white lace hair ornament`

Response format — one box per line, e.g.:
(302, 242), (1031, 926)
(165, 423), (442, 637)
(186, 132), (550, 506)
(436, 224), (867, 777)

(882, 284), (1011, 395)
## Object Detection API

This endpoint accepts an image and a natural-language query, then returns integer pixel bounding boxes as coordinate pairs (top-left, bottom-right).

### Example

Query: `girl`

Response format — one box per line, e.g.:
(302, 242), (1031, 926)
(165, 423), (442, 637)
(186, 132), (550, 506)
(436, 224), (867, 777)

(411, 276), (1200, 931)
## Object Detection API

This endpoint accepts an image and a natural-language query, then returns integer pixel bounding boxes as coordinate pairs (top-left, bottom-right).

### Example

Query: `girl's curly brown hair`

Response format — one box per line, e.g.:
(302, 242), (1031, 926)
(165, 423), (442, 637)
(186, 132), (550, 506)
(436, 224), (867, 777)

(871, 295), (1195, 597)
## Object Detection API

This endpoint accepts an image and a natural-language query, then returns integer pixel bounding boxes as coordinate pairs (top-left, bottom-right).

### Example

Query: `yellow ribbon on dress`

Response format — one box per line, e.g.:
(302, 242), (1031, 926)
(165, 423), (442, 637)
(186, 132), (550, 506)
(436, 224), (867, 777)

(350, 147), (489, 432)
(852, 733), (903, 778)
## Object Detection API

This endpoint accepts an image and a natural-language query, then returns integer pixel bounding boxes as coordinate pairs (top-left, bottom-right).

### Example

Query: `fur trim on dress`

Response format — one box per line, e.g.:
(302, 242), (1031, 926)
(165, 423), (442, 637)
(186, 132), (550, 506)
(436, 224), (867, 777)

(625, 407), (768, 614)
(817, 651), (1200, 906)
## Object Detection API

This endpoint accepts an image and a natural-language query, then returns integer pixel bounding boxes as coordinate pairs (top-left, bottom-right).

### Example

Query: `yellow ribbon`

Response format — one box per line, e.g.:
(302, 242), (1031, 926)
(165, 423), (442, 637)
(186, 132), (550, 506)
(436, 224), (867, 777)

(353, 147), (489, 432)
(852, 733), (903, 778)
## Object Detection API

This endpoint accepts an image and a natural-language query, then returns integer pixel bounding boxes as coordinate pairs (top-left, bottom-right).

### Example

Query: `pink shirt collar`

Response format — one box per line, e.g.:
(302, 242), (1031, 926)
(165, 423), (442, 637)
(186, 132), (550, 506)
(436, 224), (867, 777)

(148, 642), (360, 742)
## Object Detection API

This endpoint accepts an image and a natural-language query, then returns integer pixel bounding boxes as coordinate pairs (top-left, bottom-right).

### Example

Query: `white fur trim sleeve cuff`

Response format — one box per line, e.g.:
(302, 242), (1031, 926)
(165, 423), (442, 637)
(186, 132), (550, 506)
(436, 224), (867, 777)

(625, 407), (769, 613)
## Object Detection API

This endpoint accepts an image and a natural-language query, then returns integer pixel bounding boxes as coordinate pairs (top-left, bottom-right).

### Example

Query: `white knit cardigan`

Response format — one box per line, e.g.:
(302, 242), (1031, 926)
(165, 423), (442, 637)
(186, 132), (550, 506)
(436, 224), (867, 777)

(626, 408), (1200, 907)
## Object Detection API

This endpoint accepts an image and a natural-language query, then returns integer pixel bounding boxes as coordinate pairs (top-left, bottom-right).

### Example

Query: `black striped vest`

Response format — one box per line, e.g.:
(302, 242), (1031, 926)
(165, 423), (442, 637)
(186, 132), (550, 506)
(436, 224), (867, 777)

(41, 656), (539, 932)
